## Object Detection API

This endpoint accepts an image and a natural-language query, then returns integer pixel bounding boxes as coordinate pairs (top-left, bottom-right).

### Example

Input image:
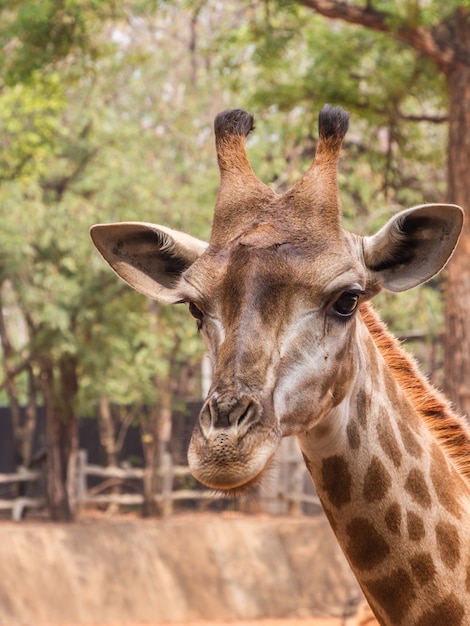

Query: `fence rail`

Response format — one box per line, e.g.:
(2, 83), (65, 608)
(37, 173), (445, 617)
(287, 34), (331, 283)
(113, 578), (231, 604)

(0, 468), (44, 521)
(0, 468), (41, 484)
(0, 442), (322, 521)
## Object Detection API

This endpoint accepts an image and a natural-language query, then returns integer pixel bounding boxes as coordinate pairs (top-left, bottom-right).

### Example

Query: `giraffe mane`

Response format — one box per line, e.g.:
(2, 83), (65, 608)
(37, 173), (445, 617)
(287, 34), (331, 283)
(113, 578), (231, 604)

(360, 301), (470, 483)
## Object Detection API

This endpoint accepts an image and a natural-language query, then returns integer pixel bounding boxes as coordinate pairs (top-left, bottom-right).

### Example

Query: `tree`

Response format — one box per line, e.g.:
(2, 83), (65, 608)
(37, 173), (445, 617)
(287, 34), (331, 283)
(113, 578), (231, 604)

(208, 0), (468, 414)
(4, 0), (464, 522)
(288, 1), (470, 416)
(0, 0), (233, 519)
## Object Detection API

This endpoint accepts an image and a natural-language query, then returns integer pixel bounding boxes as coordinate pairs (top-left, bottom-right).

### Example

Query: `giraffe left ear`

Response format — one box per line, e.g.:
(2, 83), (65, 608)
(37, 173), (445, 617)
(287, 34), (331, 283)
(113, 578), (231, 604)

(362, 203), (464, 292)
(90, 222), (208, 303)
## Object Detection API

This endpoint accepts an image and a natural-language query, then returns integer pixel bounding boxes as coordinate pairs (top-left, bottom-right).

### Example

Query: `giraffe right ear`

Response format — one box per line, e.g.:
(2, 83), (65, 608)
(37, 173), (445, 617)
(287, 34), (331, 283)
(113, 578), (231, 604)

(90, 222), (208, 303)
(362, 203), (464, 292)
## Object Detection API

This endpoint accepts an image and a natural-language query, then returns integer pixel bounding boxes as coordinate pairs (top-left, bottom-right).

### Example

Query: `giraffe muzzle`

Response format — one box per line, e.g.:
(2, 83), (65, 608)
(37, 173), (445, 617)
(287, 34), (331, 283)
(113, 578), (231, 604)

(188, 393), (281, 491)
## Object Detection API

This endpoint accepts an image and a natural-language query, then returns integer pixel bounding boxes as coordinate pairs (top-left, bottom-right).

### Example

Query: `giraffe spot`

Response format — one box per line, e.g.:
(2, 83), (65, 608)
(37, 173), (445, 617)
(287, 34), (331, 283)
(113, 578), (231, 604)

(356, 389), (368, 429)
(302, 459), (335, 533)
(363, 456), (392, 503)
(414, 593), (465, 626)
(363, 567), (415, 625)
(430, 443), (463, 519)
(404, 468), (432, 509)
(407, 510), (425, 541)
(435, 521), (461, 570)
(384, 371), (399, 404)
(376, 409), (402, 468)
(331, 359), (354, 408)
(346, 517), (390, 571)
(384, 502), (401, 536)
(321, 455), (352, 509)
(410, 552), (436, 586)
(401, 402), (422, 434)
(397, 420), (423, 458)
(346, 420), (361, 450)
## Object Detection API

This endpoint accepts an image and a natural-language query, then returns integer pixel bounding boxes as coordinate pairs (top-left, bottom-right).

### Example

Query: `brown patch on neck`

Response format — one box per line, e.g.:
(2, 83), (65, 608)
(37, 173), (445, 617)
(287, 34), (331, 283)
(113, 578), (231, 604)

(363, 567), (415, 625)
(360, 301), (470, 485)
(414, 593), (465, 626)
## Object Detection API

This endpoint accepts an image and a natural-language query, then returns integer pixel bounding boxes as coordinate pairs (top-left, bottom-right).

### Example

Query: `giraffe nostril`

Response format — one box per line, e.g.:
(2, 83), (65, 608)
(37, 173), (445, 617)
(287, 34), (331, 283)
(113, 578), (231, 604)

(198, 395), (259, 438)
(199, 402), (214, 438)
(234, 400), (258, 435)
(237, 406), (249, 426)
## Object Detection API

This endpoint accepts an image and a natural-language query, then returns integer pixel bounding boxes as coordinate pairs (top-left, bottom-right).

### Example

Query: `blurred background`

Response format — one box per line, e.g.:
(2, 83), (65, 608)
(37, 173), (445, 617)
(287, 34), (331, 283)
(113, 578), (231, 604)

(0, 1), (468, 623)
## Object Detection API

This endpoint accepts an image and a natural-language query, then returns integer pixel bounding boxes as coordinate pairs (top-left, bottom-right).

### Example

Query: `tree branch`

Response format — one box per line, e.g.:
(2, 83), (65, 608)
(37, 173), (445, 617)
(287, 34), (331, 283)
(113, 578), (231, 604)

(0, 360), (31, 393)
(399, 112), (448, 124)
(296, 0), (455, 72)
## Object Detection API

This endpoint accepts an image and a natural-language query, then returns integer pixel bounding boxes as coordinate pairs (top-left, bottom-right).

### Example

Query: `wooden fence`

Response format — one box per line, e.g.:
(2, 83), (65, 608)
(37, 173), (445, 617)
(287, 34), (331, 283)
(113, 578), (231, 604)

(0, 467), (45, 521)
(0, 439), (322, 521)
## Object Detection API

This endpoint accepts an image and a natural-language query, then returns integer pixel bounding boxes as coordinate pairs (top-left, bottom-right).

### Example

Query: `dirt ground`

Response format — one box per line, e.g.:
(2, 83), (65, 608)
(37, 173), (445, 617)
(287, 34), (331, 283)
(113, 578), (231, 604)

(0, 511), (363, 626)
(60, 618), (344, 626)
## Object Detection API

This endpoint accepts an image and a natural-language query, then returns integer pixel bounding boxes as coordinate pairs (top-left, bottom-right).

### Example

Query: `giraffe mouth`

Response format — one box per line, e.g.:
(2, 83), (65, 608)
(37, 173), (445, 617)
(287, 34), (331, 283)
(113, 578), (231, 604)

(188, 433), (278, 495)
(187, 419), (281, 493)
(210, 458), (276, 498)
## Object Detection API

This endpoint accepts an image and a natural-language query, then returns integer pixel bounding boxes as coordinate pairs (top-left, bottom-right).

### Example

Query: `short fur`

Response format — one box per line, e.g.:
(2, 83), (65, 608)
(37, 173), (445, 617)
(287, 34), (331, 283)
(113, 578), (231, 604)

(214, 109), (255, 138)
(318, 104), (350, 144)
(361, 301), (470, 483)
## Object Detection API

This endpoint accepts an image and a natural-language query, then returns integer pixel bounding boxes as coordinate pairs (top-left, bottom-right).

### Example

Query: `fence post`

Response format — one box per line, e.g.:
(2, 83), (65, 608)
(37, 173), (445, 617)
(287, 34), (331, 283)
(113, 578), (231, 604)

(75, 449), (88, 513)
(159, 451), (174, 517)
(12, 498), (26, 523)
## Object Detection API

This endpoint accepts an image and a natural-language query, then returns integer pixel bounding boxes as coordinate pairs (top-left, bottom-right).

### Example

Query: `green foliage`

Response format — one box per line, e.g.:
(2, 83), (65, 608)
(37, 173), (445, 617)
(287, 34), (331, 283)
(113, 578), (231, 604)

(0, 0), (156, 82)
(0, 72), (66, 180)
(0, 0), (233, 421)
(204, 3), (444, 233)
(203, 0), (450, 359)
(0, 0), (454, 419)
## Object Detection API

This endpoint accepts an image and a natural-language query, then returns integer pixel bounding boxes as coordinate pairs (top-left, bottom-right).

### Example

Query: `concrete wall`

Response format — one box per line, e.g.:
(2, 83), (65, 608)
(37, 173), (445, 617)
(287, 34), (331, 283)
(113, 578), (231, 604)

(0, 514), (359, 625)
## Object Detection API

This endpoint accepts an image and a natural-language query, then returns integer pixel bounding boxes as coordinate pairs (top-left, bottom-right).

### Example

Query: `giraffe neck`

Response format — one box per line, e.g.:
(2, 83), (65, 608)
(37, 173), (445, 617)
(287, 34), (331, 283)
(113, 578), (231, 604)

(297, 303), (470, 626)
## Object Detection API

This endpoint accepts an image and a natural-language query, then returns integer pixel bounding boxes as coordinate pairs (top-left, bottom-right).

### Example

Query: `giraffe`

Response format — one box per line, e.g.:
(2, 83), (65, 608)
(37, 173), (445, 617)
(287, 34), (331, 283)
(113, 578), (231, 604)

(90, 105), (470, 626)
(348, 601), (379, 626)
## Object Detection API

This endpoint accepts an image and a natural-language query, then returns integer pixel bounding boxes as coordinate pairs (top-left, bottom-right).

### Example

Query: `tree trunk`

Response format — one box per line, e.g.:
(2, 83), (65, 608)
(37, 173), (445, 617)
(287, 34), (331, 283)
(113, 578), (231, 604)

(156, 377), (173, 517)
(141, 410), (158, 518)
(40, 356), (79, 521)
(444, 56), (470, 419)
(60, 355), (79, 514)
(24, 365), (38, 467)
(139, 379), (175, 517)
(98, 396), (118, 466)
(97, 396), (120, 514)
(139, 300), (178, 518)
(0, 292), (26, 468)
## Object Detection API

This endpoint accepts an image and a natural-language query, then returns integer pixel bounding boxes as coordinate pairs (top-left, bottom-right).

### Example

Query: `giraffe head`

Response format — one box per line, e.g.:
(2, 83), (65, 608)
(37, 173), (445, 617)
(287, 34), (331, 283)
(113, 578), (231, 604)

(90, 106), (463, 493)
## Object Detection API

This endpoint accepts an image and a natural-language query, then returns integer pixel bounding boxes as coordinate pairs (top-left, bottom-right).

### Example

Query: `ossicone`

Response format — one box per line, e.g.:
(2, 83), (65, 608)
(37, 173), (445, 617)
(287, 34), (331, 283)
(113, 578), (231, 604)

(214, 109), (255, 139)
(318, 104), (350, 143)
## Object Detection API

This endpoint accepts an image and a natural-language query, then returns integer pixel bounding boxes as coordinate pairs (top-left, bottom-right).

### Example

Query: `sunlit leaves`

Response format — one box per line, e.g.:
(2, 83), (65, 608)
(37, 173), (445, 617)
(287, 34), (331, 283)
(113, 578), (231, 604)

(0, 0), (454, 415)
(0, 0), (130, 83)
(0, 72), (65, 181)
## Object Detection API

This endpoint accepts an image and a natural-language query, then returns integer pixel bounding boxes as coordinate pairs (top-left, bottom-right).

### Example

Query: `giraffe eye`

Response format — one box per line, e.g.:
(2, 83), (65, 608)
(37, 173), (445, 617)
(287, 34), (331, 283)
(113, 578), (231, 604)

(188, 302), (204, 328)
(332, 291), (361, 318)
